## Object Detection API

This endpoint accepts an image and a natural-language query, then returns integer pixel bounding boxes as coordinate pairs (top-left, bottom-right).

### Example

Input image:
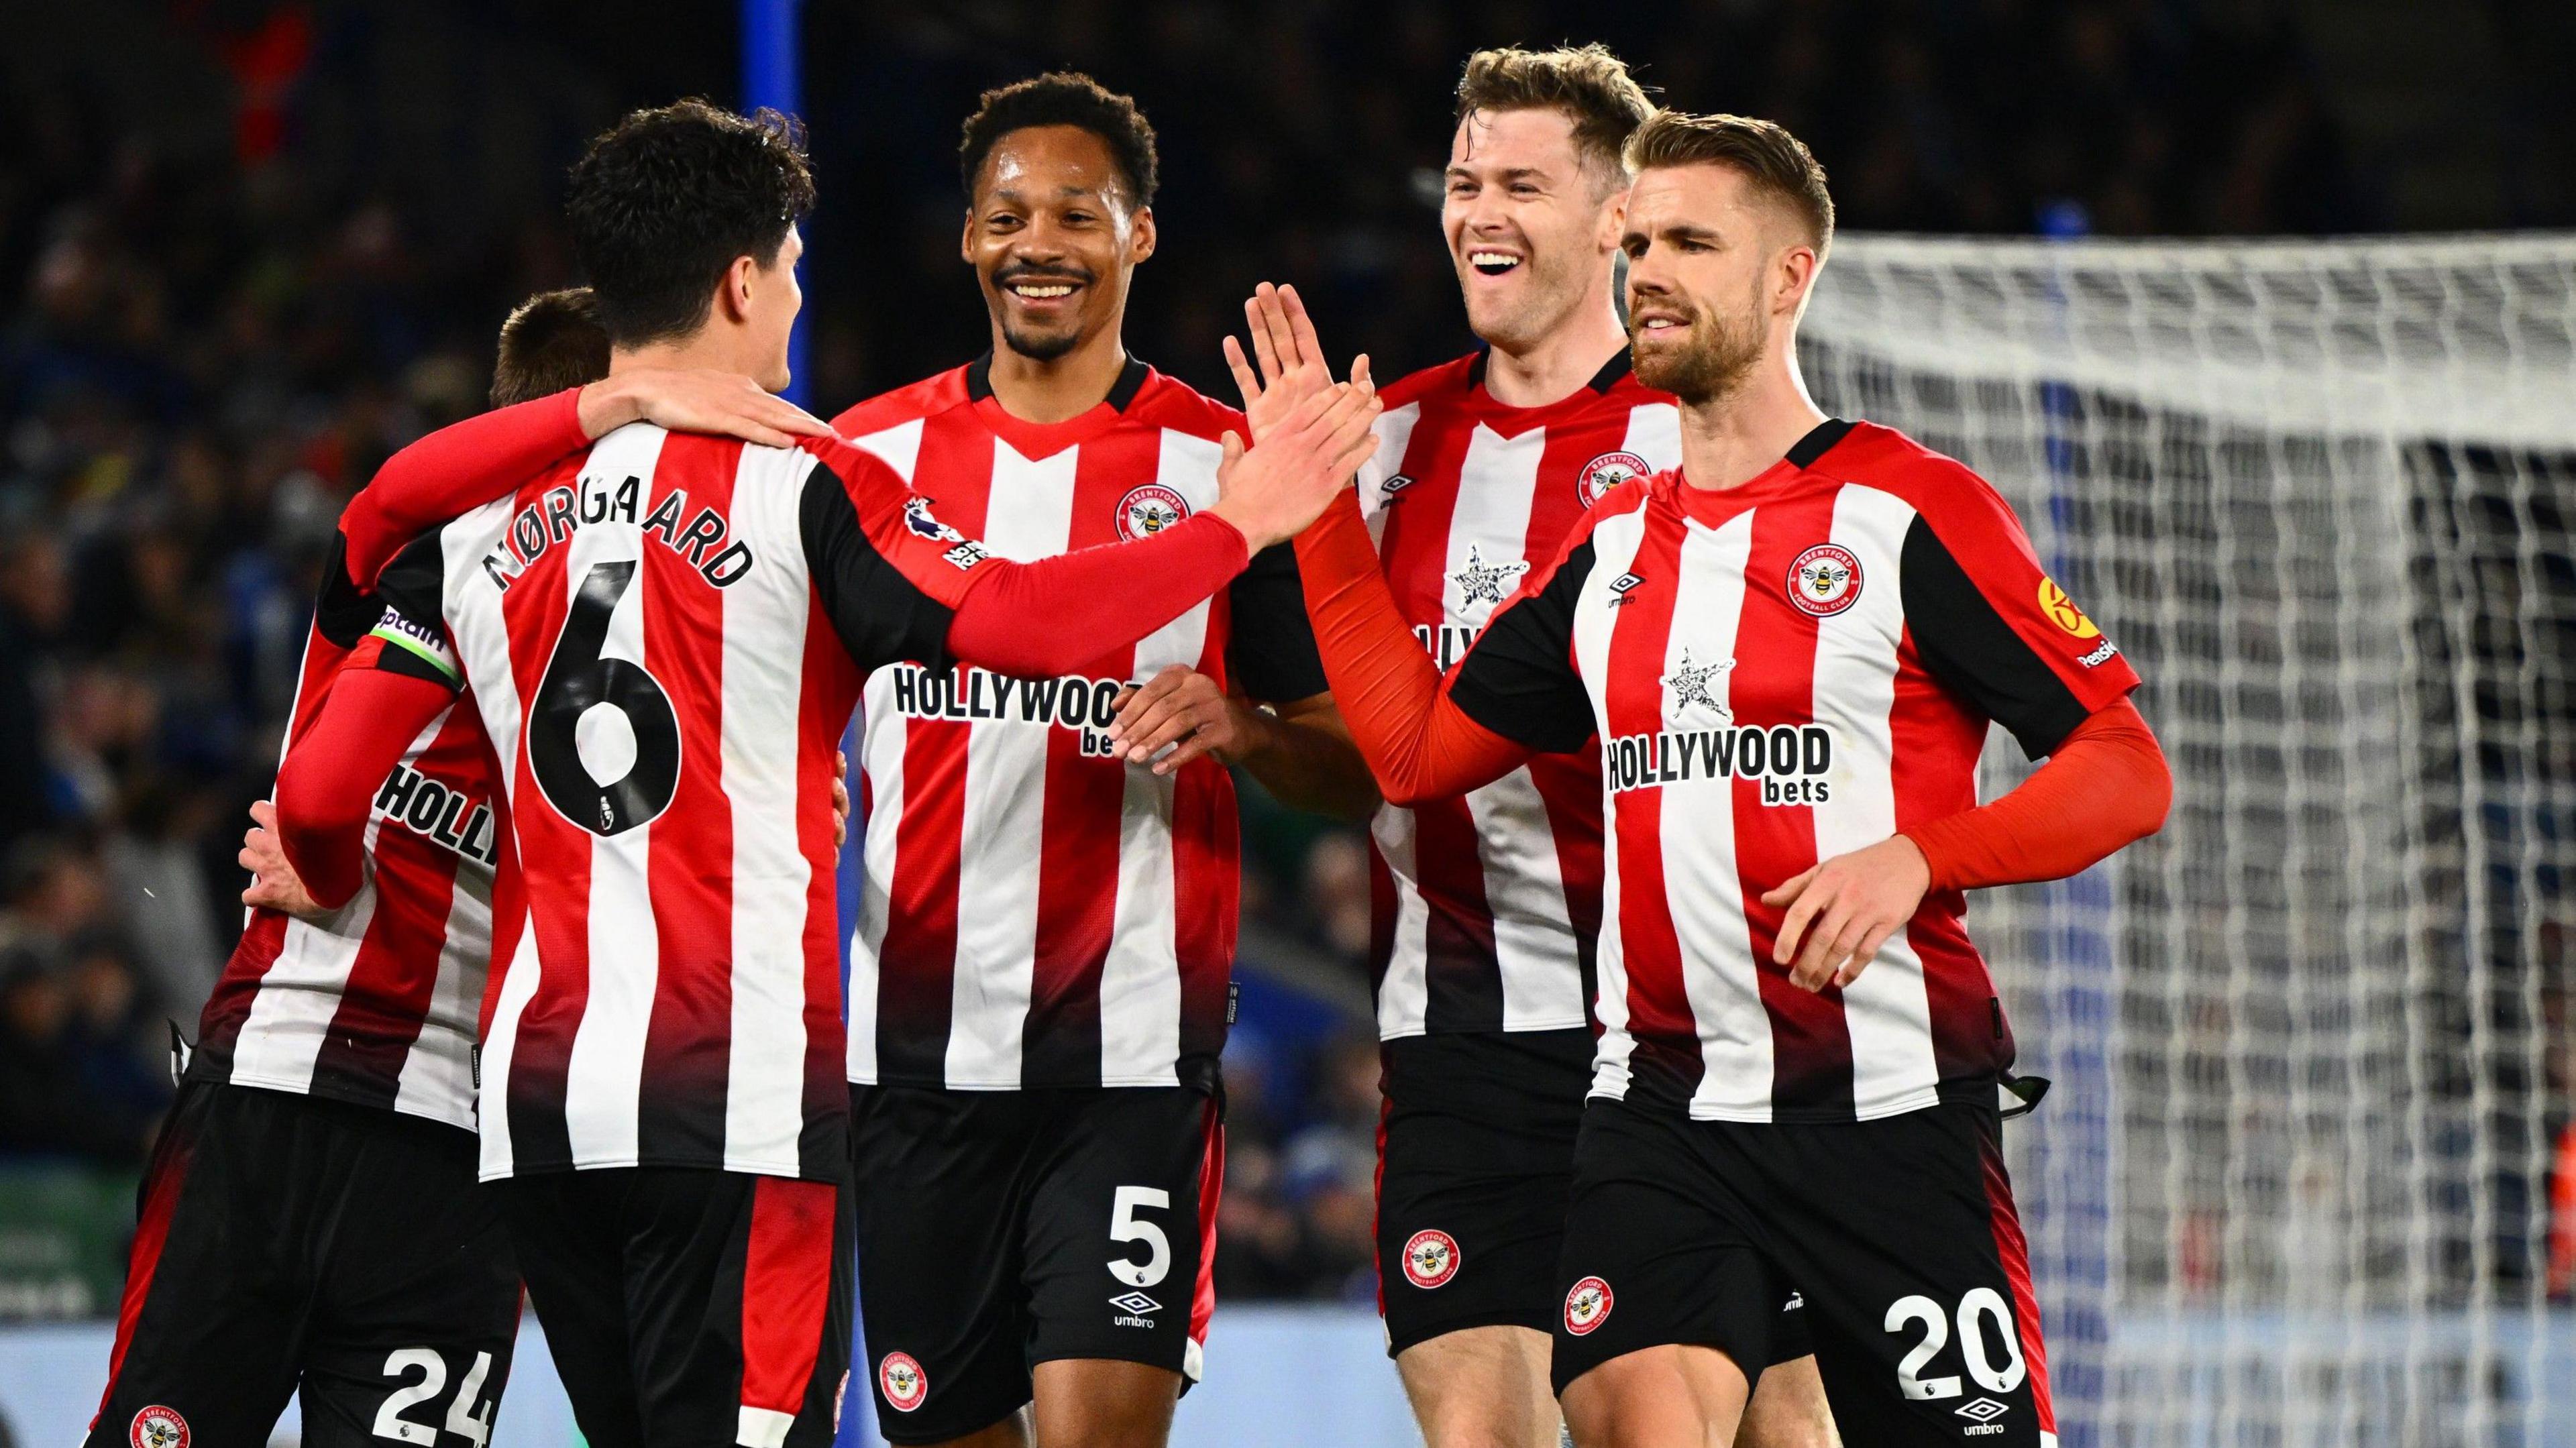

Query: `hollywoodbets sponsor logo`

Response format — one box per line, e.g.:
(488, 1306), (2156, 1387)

(1411, 622), (1481, 671)
(374, 763), (500, 865)
(888, 663), (1134, 757)
(1603, 723), (1836, 804)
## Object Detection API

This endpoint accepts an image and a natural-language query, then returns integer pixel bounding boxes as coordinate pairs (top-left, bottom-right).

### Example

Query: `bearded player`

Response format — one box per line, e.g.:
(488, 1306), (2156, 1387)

(822, 74), (1374, 1448)
(1287, 110), (2170, 1445)
(1107, 46), (1833, 1448)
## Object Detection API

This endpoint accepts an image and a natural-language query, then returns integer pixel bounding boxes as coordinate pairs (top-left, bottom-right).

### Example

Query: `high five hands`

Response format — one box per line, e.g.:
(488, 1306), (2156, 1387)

(1201, 285), (1381, 553)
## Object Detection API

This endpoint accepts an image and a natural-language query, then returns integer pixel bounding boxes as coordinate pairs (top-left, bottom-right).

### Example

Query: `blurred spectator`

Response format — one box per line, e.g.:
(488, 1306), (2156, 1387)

(0, 949), (157, 1166)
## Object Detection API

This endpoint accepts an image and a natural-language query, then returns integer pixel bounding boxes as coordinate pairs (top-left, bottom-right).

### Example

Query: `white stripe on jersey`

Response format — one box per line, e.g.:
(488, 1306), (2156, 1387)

(723, 442), (820, 1170)
(945, 437), (1077, 1087)
(1622, 400), (1682, 469)
(563, 484), (661, 1167)
(1815, 486), (1941, 1117)
(227, 776), (396, 1089)
(1098, 427), (1224, 1083)
(392, 824), (490, 1122)
(1571, 508), (1651, 1095)
(1354, 400), (1423, 551)
(480, 911), (543, 1176)
(1656, 514), (1776, 1121)
(843, 416), (924, 1087)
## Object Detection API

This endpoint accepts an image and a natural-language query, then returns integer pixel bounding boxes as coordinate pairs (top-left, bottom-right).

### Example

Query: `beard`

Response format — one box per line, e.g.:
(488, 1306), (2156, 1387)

(999, 321), (1082, 362)
(1629, 300), (1765, 405)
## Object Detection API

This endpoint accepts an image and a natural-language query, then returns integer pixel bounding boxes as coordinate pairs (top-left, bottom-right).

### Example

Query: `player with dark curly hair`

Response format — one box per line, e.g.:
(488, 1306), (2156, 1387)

(826, 72), (1375, 1448)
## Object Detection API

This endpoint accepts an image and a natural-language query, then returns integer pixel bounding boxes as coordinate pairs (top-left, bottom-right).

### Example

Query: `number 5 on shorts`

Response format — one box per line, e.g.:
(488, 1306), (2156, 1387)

(1108, 1185), (1171, 1288)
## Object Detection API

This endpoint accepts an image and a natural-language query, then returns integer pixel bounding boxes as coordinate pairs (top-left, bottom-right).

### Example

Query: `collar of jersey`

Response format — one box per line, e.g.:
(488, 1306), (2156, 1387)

(963, 352), (1155, 459)
(1664, 417), (1858, 529)
(1457, 348), (1636, 435)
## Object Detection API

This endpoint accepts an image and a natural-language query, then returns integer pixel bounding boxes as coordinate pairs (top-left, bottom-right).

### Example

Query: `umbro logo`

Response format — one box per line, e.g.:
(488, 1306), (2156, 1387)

(1380, 474), (1415, 497)
(1108, 1290), (1161, 1326)
(1607, 571), (1645, 606)
(1956, 1398), (2010, 1423)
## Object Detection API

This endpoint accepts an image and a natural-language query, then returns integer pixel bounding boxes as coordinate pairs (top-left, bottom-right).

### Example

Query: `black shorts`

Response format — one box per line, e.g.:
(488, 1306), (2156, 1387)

(87, 1080), (520, 1448)
(1551, 1095), (2055, 1446)
(496, 1167), (851, 1448)
(848, 1080), (1222, 1445)
(1378, 1029), (1807, 1365)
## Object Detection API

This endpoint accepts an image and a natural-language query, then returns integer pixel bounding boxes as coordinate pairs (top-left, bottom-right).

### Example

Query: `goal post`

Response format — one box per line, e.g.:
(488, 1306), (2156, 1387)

(1799, 234), (2576, 1446)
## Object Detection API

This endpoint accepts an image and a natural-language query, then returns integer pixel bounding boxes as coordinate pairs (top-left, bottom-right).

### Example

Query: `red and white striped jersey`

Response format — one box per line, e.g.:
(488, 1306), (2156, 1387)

(830, 358), (1326, 1090)
(368, 424), (998, 1180)
(1450, 420), (2142, 1122)
(1353, 351), (1679, 1040)
(195, 548), (507, 1134)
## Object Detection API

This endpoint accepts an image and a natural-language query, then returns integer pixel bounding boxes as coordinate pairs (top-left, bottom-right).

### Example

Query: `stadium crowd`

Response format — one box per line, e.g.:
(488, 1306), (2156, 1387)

(1, 0), (2375, 1304)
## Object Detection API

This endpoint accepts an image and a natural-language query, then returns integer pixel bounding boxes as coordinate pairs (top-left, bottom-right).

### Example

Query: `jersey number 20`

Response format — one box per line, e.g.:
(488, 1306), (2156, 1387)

(531, 559), (682, 836)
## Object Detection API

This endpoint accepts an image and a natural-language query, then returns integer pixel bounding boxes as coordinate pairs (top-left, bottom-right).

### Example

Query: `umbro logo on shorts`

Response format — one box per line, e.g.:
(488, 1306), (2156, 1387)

(1109, 1290), (1163, 1325)
(1957, 1397), (2010, 1424)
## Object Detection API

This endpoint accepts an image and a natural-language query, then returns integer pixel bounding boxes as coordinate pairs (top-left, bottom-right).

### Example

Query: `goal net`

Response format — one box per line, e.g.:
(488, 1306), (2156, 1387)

(1799, 234), (2576, 1447)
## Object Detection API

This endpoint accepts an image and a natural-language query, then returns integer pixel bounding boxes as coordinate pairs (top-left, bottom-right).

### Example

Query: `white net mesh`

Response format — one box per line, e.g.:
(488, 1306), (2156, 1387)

(1800, 234), (2576, 1447)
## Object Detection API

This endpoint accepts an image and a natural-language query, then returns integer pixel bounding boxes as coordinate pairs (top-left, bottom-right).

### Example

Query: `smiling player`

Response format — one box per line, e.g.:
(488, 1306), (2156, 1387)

(827, 74), (1371, 1448)
(1108, 48), (1835, 1448)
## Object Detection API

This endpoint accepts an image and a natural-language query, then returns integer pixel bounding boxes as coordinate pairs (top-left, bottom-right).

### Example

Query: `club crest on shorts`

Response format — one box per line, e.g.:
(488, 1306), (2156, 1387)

(1564, 1276), (1614, 1335)
(129, 1406), (189, 1448)
(1401, 1229), (1461, 1289)
(879, 1352), (928, 1412)
(1578, 451), (1649, 508)
(1115, 483), (1193, 541)
(1787, 543), (1863, 616)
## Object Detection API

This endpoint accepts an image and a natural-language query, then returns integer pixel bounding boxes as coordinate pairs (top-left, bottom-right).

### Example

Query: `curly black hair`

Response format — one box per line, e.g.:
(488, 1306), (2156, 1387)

(490, 288), (609, 406)
(958, 72), (1159, 210)
(565, 99), (816, 347)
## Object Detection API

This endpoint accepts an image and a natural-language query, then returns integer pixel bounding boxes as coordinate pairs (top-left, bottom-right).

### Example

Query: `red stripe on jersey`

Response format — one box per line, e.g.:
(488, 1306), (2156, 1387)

(739, 1175), (836, 1418)
(1600, 513), (1701, 1101)
(1375, 394), (1509, 1027)
(1978, 1127), (2056, 1435)
(1890, 622), (2011, 1081)
(869, 410), (996, 1081)
(637, 433), (742, 1163)
(799, 616), (863, 1166)
(1522, 421), (1621, 1021)
(1732, 489), (1854, 1115)
(1019, 425), (1161, 1079)
(496, 481), (592, 1170)
(308, 772), (466, 1105)
(1173, 757), (1236, 1063)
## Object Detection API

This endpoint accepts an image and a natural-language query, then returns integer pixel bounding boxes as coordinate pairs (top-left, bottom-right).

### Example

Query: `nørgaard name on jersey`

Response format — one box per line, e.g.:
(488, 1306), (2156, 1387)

(478, 472), (759, 592)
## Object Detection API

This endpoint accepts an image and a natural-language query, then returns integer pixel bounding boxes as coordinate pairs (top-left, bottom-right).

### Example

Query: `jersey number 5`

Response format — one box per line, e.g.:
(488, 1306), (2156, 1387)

(531, 559), (682, 836)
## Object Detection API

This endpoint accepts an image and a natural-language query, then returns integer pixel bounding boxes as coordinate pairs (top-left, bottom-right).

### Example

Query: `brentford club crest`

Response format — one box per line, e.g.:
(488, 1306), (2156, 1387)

(1401, 1229), (1462, 1289)
(1114, 483), (1193, 541)
(1786, 543), (1863, 617)
(1564, 1276), (1615, 1335)
(1577, 451), (1650, 508)
(129, 1406), (190, 1448)
(879, 1352), (928, 1412)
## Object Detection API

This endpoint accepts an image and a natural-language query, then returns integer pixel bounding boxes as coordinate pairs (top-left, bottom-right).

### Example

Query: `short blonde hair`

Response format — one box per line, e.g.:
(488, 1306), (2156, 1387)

(1624, 110), (1835, 260)
(1455, 44), (1656, 190)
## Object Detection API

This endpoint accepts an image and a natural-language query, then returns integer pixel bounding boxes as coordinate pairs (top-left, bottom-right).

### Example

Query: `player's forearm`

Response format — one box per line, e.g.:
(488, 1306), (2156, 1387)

(339, 388), (588, 588)
(1232, 702), (1381, 822)
(1901, 698), (2170, 891)
(1293, 494), (1529, 803)
(944, 513), (1252, 677)
(274, 669), (458, 909)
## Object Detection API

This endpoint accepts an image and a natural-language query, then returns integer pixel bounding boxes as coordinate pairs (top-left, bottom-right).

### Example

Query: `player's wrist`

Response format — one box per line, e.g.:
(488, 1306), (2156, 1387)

(575, 375), (643, 439)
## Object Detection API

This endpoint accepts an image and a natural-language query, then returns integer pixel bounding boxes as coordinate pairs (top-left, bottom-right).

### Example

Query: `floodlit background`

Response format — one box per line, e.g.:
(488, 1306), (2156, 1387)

(3, 1), (2575, 1444)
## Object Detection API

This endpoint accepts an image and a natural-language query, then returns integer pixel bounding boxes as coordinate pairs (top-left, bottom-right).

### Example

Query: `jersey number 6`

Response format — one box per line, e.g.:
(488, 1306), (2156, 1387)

(531, 559), (683, 836)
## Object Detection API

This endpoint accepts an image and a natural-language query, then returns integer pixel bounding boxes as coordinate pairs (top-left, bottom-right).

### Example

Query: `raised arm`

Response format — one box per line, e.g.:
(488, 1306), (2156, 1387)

(339, 371), (831, 588)
(273, 664), (457, 910)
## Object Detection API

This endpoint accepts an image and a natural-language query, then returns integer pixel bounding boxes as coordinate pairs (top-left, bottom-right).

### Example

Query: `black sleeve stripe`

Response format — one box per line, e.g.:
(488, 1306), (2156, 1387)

(313, 531), (380, 648)
(371, 638), (458, 687)
(800, 459), (958, 675)
(1226, 542), (1331, 703)
(1449, 538), (1597, 755)
(1900, 514), (2089, 758)
(367, 531), (449, 644)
